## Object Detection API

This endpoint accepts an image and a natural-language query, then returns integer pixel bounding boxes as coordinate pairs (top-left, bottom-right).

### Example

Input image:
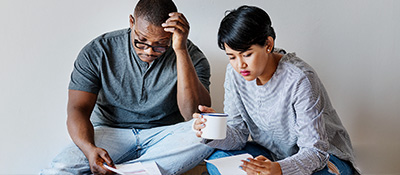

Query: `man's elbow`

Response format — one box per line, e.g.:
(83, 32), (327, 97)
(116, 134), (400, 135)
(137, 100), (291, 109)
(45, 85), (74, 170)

(180, 106), (196, 121)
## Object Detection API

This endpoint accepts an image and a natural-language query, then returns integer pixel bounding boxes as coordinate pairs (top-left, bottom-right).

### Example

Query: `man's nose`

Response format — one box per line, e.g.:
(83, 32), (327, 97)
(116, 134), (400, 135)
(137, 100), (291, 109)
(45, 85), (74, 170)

(144, 47), (156, 55)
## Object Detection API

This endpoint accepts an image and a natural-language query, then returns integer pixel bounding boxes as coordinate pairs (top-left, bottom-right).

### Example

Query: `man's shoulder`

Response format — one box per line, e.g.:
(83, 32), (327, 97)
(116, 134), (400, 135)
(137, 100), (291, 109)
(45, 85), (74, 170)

(186, 39), (207, 61)
(92, 28), (130, 43)
(81, 28), (130, 53)
(186, 39), (199, 51)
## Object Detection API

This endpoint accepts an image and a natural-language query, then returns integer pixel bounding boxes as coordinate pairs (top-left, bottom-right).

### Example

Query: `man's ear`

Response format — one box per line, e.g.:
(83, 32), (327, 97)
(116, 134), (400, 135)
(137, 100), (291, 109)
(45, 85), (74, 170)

(129, 14), (135, 28)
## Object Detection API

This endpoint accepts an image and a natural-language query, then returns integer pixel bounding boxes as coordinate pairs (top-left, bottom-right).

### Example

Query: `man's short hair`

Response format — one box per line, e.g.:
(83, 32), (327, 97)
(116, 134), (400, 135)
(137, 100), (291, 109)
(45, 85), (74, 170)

(134, 0), (178, 26)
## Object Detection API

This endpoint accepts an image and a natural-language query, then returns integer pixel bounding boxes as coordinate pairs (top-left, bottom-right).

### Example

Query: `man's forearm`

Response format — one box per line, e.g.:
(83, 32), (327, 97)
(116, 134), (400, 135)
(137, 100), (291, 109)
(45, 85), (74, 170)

(66, 103), (115, 173)
(175, 49), (211, 120)
(66, 90), (98, 156)
(66, 111), (96, 157)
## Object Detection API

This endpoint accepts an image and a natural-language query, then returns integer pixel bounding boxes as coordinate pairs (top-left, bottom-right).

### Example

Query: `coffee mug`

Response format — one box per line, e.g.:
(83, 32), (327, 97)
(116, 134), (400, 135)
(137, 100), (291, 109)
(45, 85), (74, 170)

(201, 113), (228, 140)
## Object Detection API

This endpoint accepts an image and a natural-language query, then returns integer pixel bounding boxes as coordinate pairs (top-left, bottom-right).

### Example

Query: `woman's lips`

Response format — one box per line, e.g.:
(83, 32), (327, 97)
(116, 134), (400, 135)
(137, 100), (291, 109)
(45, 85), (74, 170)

(240, 70), (250, 76)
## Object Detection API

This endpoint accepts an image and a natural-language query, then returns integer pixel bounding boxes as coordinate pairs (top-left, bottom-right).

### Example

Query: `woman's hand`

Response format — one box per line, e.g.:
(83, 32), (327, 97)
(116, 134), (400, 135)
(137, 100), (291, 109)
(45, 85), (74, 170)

(192, 105), (216, 137)
(240, 155), (282, 175)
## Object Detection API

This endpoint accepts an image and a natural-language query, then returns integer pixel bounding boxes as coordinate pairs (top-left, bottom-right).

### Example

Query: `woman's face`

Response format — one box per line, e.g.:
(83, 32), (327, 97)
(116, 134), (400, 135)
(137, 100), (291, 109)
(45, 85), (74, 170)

(225, 43), (270, 82)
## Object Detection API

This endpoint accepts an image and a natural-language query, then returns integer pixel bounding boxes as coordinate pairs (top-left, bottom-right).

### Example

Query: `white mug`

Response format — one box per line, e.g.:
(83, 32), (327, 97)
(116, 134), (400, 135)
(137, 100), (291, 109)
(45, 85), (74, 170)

(201, 113), (228, 140)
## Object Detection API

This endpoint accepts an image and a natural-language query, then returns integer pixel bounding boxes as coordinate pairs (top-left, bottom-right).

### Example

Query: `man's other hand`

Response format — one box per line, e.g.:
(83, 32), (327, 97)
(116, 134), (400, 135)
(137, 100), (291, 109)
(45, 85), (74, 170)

(87, 147), (115, 175)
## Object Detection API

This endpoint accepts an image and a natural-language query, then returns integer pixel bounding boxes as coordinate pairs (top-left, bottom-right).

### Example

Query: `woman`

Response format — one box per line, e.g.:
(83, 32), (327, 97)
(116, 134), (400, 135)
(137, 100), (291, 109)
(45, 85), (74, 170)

(193, 5), (360, 175)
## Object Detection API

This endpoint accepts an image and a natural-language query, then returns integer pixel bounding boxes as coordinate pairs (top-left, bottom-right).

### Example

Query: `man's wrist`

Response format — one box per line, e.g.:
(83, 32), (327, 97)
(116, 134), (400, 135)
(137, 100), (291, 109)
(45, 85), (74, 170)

(173, 47), (190, 62)
(79, 142), (97, 156)
(173, 46), (188, 53)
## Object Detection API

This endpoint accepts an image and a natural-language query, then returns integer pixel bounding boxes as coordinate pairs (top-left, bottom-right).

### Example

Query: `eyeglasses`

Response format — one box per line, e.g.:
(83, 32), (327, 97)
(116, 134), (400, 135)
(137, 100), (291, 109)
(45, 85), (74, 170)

(134, 39), (169, 53)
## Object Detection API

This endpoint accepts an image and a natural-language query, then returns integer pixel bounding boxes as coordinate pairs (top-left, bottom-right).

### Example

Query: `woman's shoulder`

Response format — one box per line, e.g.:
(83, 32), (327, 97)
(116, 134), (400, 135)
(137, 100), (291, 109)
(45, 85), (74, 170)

(279, 52), (317, 78)
(273, 47), (310, 72)
(278, 52), (326, 97)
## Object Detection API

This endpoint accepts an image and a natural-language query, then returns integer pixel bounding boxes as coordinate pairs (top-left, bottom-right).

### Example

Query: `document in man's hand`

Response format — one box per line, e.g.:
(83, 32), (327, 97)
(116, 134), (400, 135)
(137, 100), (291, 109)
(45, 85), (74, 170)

(104, 161), (161, 175)
(204, 153), (253, 175)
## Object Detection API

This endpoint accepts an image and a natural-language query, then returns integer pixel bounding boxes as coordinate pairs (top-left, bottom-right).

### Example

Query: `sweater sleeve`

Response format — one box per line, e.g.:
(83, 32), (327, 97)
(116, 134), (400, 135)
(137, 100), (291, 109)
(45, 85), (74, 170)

(203, 65), (249, 150)
(277, 73), (330, 174)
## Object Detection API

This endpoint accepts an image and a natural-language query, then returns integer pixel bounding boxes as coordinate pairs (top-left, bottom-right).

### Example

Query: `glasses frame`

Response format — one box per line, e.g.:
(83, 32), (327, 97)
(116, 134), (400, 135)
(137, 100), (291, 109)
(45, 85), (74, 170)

(133, 39), (169, 53)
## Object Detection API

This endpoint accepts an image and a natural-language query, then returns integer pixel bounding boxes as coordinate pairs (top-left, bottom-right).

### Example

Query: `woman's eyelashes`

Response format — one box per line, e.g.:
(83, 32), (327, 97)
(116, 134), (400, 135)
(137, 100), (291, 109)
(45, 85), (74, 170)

(243, 53), (252, 57)
(228, 53), (252, 60)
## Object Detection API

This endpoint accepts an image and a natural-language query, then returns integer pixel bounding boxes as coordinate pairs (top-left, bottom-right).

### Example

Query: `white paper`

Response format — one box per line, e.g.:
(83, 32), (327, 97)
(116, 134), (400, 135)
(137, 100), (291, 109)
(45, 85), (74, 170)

(204, 153), (253, 175)
(142, 161), (162, 175)
(104, 164), (126, 175)
(104, 161), (161, 175)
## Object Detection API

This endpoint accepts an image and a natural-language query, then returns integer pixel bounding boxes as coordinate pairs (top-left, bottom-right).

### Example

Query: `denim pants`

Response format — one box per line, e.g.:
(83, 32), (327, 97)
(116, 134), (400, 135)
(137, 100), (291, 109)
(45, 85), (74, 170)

(207, 142), (354, 175)
(40, 120), (214, 175)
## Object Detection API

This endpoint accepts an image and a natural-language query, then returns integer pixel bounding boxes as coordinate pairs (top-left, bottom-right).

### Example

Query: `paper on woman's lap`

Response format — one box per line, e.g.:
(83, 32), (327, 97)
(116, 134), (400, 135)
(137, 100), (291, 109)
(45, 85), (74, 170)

(204, 153), (253, 175)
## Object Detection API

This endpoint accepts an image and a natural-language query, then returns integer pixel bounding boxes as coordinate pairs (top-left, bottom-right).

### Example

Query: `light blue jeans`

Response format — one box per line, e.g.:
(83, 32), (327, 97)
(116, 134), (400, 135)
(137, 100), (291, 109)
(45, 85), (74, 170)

(40, 120), (214, 175)
(207, 142), (354, 175)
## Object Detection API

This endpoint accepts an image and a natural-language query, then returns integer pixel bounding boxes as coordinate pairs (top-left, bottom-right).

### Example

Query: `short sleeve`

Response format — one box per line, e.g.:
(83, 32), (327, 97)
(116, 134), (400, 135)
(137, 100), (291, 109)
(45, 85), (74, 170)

(68, 41), (102, 94)
(187, 40), (211, 91)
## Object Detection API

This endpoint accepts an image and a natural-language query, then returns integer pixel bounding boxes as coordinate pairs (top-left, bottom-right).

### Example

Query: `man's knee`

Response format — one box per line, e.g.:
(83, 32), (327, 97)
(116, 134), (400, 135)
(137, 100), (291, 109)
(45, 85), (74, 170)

(40, 144), (90, 174)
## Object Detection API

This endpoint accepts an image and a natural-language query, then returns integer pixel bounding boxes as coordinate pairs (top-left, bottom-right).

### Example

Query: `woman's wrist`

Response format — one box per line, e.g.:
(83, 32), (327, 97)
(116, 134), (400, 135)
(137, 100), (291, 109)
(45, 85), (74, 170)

(272, 162), (282, 175)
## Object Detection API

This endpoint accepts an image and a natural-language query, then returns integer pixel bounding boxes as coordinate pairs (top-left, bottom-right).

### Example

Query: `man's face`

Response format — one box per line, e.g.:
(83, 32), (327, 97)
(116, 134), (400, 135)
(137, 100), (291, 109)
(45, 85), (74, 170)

(130, 15), (172, 64)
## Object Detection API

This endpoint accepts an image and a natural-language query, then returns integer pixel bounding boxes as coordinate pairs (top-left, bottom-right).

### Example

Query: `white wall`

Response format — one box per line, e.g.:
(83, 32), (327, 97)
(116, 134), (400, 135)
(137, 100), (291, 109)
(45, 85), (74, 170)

(1, 0), (399, 174)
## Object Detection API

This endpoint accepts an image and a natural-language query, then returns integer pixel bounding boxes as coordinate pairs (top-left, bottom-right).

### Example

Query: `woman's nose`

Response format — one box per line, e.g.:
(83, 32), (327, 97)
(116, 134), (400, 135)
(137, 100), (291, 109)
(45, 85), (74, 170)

(238, 57), (247, 68)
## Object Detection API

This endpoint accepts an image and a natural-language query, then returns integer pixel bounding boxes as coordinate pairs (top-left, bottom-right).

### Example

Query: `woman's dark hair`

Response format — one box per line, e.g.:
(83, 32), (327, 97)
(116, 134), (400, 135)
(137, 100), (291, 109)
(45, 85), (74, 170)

(134, 0), (177, 26)
(218, 5), (276, 52)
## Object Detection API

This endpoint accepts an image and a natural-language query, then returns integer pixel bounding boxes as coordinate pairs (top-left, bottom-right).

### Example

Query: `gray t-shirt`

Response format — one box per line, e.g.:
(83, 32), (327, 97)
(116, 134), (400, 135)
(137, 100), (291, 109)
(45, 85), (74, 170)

(69, 28), (210, 129)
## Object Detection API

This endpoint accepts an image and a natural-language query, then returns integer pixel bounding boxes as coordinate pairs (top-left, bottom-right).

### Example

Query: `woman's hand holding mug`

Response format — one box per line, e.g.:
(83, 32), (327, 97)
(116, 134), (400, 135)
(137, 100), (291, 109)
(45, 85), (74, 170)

(192, 105), (216, 138)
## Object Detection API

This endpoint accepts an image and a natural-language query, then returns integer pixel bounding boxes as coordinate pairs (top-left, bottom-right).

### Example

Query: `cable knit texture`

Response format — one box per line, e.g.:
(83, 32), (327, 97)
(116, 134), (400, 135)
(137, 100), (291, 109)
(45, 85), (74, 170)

(205, 52), (360, 174)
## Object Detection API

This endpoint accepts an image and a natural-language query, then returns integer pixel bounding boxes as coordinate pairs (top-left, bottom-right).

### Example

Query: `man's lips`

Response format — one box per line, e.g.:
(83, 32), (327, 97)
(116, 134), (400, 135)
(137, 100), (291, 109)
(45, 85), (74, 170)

(240, 70), (250, 76)
(138, 54), (158, 61)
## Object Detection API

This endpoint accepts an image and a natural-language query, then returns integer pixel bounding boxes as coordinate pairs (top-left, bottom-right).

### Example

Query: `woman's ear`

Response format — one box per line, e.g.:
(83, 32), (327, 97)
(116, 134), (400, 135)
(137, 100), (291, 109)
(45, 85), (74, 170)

(129, 14), (135, 28)
(266, 36), (274, 53)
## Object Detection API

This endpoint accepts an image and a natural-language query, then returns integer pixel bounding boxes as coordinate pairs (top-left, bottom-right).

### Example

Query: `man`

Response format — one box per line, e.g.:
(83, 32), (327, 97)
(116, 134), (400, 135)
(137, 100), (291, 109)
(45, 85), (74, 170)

(41, 0), (213, 174)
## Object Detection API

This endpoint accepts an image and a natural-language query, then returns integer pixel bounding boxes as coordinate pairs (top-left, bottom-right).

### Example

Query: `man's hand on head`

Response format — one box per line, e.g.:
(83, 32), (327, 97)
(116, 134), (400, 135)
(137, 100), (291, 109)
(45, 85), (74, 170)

(162, 12), (190, 51)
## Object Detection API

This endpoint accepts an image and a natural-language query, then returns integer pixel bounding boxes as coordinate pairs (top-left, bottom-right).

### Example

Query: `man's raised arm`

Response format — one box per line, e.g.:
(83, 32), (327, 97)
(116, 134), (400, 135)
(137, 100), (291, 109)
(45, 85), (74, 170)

(162, 12), (211, 120)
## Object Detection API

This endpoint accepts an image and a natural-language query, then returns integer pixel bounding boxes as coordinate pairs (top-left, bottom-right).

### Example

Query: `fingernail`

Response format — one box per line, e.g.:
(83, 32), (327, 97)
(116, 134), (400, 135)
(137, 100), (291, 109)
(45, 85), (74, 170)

(201, 124), (205, 127)
(201, 118), (206, 122)
(169, 13), (173, 16)
(239, 166), (243, 169)
(161, 23), (166, 27)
